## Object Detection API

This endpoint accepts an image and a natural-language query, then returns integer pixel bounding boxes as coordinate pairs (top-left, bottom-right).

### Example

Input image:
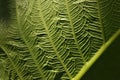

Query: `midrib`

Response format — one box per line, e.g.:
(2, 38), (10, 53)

(38, 1), (73, 79)
(15, 1), (47, 80)
(97, 0), (106, 43)
(1, 46), (24, 80)
(65, 0), (86, 63)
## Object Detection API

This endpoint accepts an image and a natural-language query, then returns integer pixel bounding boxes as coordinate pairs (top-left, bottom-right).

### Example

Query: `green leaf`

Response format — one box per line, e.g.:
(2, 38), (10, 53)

(0, 0), (120, 80)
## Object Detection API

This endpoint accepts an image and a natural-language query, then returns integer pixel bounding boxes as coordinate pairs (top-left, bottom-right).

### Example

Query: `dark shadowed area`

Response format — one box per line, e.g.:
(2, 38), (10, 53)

(0, 0), (12, 23)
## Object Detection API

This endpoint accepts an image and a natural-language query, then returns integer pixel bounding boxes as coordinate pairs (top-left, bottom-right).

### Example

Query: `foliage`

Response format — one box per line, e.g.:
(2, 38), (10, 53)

(0, 0), (120, 80)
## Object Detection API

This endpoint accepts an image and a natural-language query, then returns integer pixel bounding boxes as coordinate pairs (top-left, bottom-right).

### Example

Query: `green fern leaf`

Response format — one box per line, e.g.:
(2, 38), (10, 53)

(0, 0), (120, 80)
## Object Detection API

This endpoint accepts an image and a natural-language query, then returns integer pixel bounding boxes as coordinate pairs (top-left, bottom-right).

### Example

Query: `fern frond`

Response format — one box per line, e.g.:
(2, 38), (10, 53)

(0, 0), (119, 80)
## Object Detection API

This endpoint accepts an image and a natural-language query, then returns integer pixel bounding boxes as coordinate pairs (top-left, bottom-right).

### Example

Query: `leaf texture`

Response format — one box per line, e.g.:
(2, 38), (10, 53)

(0, 0), (120, 80)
